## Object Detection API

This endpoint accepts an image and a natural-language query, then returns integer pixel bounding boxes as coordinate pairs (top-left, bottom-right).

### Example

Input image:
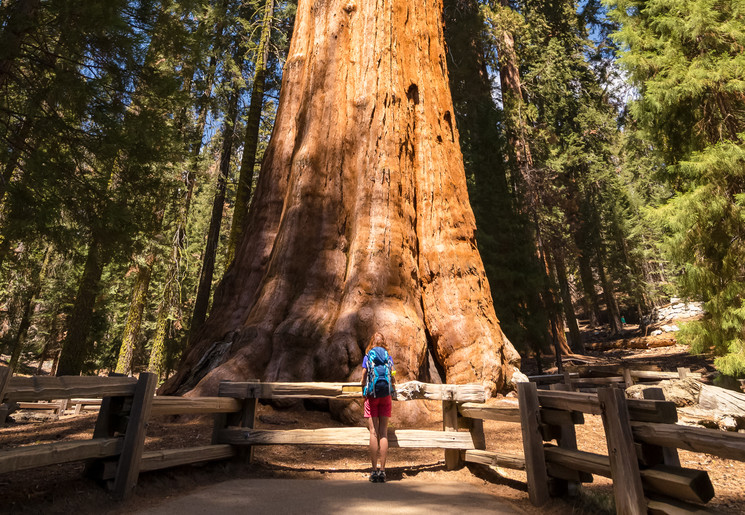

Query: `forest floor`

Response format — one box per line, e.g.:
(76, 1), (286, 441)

(2, 322), (745, 514)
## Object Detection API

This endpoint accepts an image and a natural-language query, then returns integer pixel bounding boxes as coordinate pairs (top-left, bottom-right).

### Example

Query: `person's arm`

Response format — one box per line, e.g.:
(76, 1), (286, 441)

(361, 356), (367, 388)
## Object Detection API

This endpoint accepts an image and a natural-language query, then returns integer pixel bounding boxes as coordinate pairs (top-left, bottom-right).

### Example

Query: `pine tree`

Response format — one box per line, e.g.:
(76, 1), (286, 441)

(607, 0), (745, 375)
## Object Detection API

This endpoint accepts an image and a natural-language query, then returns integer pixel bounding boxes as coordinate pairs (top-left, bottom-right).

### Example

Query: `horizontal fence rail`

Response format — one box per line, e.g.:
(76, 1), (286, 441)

(216, 427), (476, 449)
(631, 421), (745, 461)
(4, 376), (138, 402)
(0, 438), (123, 475)
(458, 401), (520, 423)
(218, 381), (487, 402)
(536, 389), (678, 423)
(149, 397), (242, 417)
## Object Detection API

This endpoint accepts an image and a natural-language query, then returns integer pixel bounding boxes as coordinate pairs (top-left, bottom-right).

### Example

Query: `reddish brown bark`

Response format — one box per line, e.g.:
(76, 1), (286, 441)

(162, 0), (521, 403)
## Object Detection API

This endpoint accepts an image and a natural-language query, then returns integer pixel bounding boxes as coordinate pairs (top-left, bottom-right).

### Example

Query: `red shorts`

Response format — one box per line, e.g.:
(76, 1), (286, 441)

(363, 396), (392, 418)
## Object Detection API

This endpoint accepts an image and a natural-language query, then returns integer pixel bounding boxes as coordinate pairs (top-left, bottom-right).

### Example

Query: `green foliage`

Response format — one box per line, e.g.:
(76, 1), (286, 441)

(480, 0), (656, 341)
(607, 0), (745, 374)
(652, 139), (745, 372)
(607, 0), (745, 162)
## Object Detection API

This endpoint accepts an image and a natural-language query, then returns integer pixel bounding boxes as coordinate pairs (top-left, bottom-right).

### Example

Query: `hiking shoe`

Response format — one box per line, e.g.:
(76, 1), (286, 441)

(378, 471), (386, 483)
(369, 471), (379, 482)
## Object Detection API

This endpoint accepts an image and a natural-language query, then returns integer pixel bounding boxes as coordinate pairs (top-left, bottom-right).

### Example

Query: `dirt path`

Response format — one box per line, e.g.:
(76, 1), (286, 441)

(133, 478), (520, 514)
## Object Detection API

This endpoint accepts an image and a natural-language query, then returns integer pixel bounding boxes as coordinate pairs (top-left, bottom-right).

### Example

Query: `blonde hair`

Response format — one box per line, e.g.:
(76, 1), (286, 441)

(365, 332), (386, 352)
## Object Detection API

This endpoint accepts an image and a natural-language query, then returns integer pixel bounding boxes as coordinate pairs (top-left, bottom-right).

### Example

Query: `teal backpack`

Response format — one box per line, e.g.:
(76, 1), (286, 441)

(363, 346), (394, 398)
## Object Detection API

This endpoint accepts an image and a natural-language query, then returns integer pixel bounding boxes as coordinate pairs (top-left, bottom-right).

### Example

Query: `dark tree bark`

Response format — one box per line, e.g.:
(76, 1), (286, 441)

(57, 240), (103, 376)
(226, 0), (275, 265)
(553, 250), (584, 354)
(8, 247), (52, 371)
(149, 6), (225, 376)
(188, 18), (250, 339)
(576, 247), (601, 327)
(542, 246), (572, 357)
(596, 244), (622, 335)
(188, 85), (240, 338)
(163, 0), (522, 404)
(494, 0), (563, 355)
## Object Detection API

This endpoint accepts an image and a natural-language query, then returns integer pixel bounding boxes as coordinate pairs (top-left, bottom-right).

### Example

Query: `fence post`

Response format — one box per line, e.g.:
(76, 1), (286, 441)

(622, 367), (633, 389)
(113, 372), (157, 500)
(563, 370), (573, 391)
(518, 381), (550, 506)
(238, 396), (258, 463)
(641, 388), (681, 467)
(598, 387), (646, 515)
(547, 383), (583, 495)
(443, 400), (463, 469)
(460, 401), (486, 451)
(84, 394), (128, 481)
(214, 380), (259, 463)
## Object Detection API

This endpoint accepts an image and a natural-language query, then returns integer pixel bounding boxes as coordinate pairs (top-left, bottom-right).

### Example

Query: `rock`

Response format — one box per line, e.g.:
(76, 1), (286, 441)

(652, 329), (662, 336)
(671, 325), (680, 332)
(626, 378), (702, 406)
(719, 415), (740, 432)
(662, 325), (672, 332)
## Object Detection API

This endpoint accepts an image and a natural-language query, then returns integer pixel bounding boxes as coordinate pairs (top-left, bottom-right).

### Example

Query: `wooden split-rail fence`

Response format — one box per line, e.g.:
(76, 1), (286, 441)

(1, 365), (745, 514)
(529, 365), (703, 392)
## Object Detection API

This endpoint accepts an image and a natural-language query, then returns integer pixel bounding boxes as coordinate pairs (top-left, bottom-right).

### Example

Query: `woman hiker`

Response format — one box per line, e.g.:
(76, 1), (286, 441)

(361, 332), (396, 483)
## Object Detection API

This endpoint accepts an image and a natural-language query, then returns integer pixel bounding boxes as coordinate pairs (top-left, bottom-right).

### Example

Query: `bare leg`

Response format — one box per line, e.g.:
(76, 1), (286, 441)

(367, 416), (379, 470)
(377, 416), (389, 471)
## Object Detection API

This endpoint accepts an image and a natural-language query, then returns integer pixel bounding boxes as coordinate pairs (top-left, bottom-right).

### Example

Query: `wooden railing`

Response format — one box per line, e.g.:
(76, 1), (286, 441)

(517, 381), (745, 514)
(0, 372), (492, 499)
(2, 368), (745, 514)
(0, 372), (244, 499)
(529, 365), (702, 392)
(212, 380), (489, 468)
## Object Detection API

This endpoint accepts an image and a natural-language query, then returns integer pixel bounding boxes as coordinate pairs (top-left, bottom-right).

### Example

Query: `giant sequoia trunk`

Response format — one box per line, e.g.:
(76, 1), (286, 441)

(162, 0), (521, 404)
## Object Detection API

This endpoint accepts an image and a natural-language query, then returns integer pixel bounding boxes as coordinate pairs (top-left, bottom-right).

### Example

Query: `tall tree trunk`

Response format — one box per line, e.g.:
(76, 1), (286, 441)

(577, 247), (601, 327)
(148, 290), (171, 377)
(36, 305), (61, 375)
(8, 296), (33, 372)
(497, 0), (533, 176)
(495, 0), (558, 352)
(596, 244), (622, 334)
(8, 246), (52, 372)
(115, 252), (156, 375)
(553, 250), (584, 354)
(148, 9), (225, 376)
(443, 0), (539, 353)
(57, 240), (103, 376)
(163, 0), (521, 404)
(543, 246), (571, 357)
(36, 341), (49, 375)
(189, 17), (250, 339)
(226, 0), (275, 265)
(188, 86), (241, 339)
